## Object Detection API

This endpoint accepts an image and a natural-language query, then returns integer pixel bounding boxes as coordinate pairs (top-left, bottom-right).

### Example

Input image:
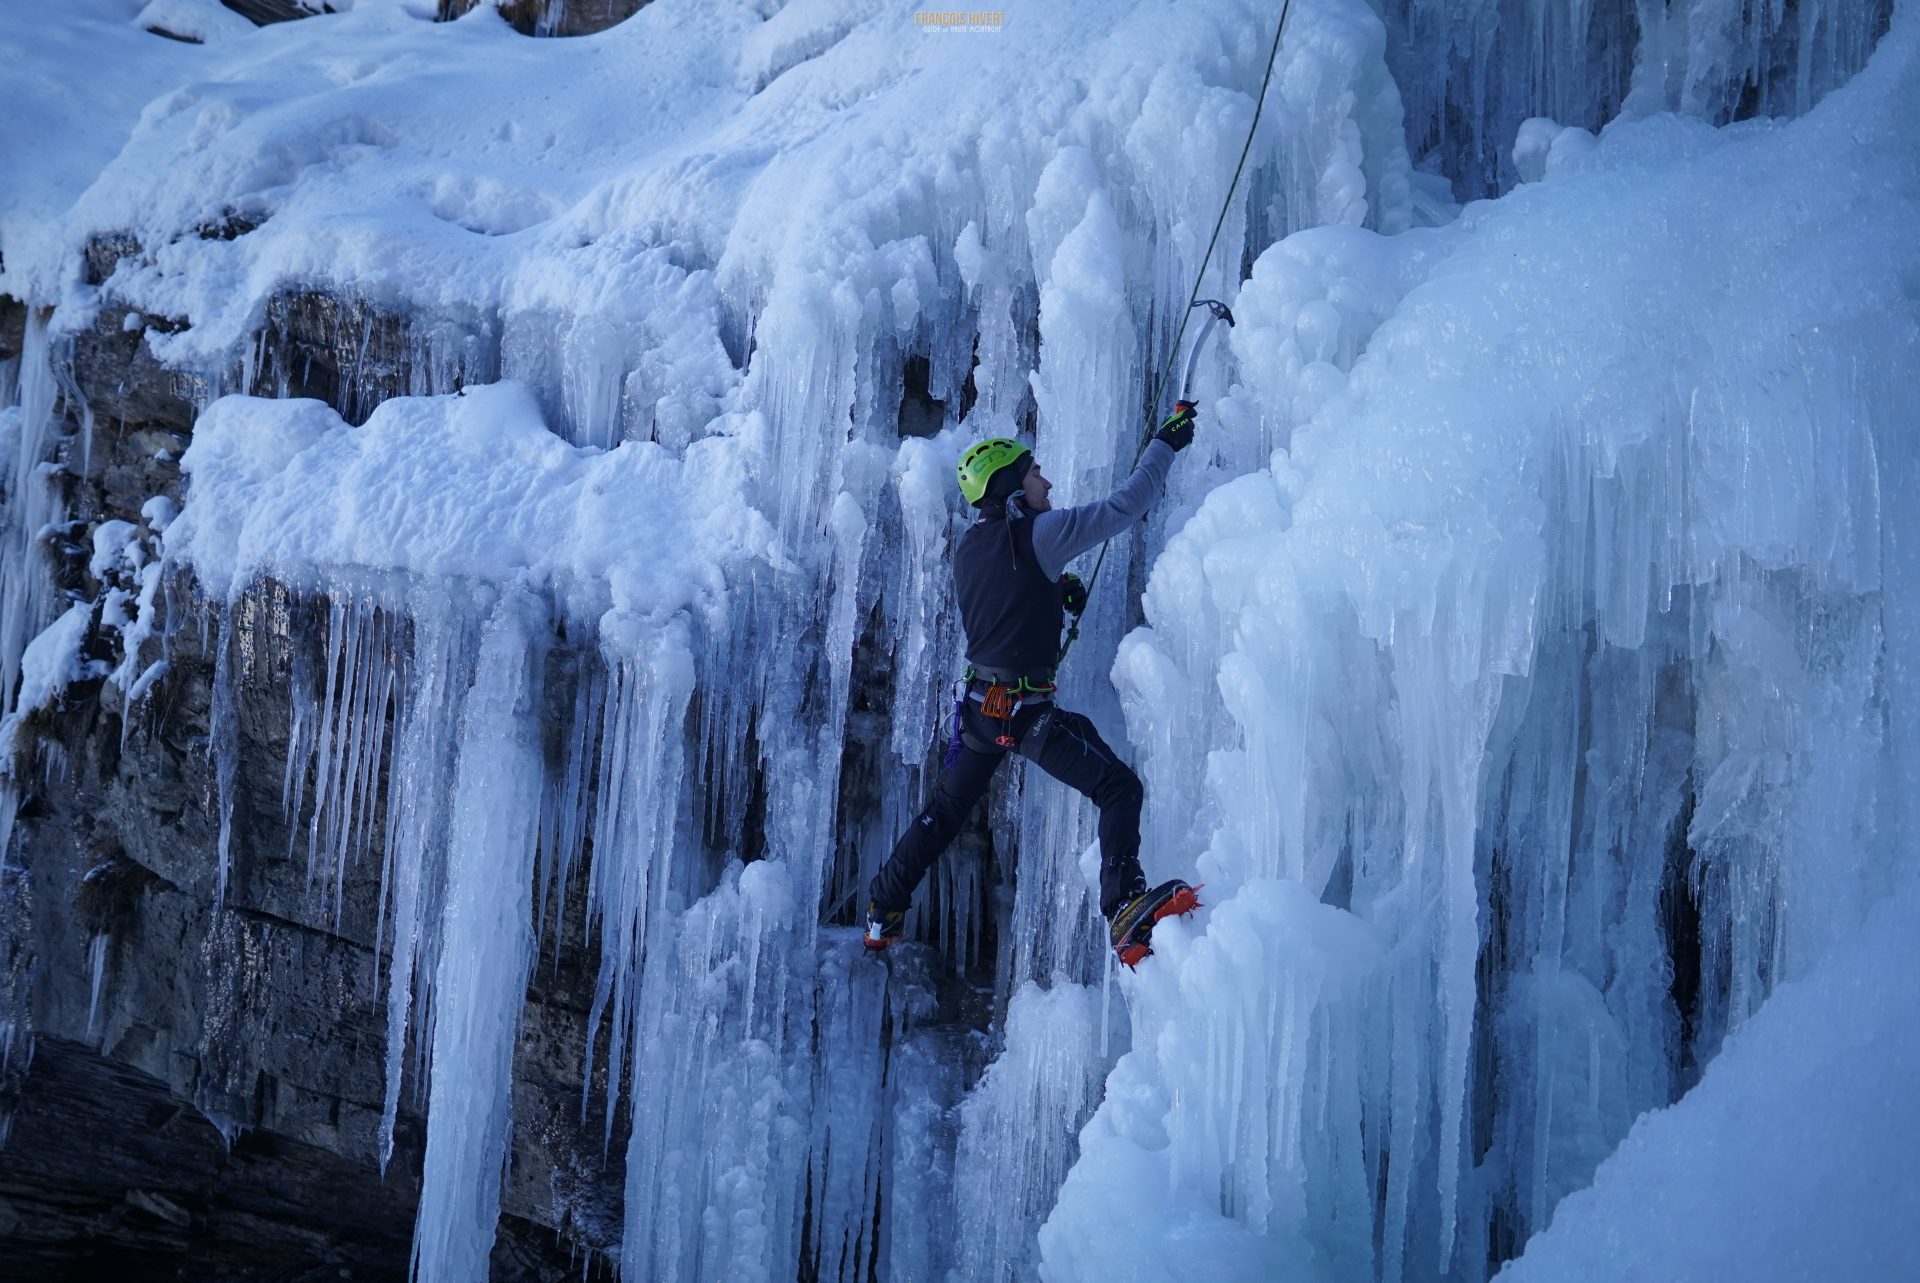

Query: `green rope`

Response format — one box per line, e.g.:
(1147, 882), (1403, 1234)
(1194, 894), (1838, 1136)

(1056, 0), (1294, 669)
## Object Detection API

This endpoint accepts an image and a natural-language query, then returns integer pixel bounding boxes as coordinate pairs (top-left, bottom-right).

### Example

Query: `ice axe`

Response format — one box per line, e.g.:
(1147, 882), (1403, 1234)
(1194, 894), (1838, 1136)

(1058, 299), (1238, 667)
(1173, 298), (1235, 413)
(1056, 0), (1287, 673)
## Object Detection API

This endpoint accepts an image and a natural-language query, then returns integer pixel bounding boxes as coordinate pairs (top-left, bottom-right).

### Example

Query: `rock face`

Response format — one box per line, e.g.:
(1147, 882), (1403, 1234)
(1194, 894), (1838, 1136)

(1, 1036), (419, 1281)
(0, 281), (633, 1279)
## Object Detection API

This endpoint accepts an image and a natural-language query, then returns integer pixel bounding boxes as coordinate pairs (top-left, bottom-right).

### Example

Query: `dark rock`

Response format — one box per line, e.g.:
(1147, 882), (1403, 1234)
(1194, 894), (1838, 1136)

(83, 234), (143, 289)
(198, 211), (266, 242)
(221, 0), (328, 25)
(437, 0), (648, 38)
(68, 303), (199, 437)
(0, 295), (24, 363)
(0, 1036), (415, 1282)
(252, 291), (411, 425)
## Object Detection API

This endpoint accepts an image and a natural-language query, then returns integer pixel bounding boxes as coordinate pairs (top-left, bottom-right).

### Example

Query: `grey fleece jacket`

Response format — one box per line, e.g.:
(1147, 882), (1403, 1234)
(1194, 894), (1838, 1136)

(1024, 439), (1178, 581)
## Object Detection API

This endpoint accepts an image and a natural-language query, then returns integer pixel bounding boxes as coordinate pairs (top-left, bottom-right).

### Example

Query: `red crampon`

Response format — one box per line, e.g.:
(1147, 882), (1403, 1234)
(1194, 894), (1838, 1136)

(1110, 880), (1204, 968)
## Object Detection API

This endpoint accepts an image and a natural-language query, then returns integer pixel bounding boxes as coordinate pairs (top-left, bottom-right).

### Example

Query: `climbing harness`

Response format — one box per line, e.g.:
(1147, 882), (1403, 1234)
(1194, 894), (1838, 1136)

(965, 665), (1055, 750)
(941, 666), (1059, 763)
(1054, 0), (1289, 670)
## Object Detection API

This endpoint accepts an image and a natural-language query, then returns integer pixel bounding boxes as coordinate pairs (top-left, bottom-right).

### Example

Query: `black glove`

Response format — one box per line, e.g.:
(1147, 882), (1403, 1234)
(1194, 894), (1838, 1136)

(1058, 572), (1087, 617)
(1154, 401), (1197, 452)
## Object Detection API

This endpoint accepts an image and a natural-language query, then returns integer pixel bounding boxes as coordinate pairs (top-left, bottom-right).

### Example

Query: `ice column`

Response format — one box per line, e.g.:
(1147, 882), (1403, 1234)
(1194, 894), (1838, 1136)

(951, 981), (1104, 1281)
(0, 313), (64, 850)
(411, 588), (547, 1283)
(802, 937), (891, 1283)
(880, 438), (979, 965)
(1634, 0), (1894, 121)
(618, 859), (806, 1283)
(1384, 0), (1891, 193)
(1013, 173), (1137, 991)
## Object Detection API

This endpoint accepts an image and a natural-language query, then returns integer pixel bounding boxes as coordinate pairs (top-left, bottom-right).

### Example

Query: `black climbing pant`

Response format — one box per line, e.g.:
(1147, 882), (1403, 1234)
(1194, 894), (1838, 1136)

(867, 697), (1146, 921)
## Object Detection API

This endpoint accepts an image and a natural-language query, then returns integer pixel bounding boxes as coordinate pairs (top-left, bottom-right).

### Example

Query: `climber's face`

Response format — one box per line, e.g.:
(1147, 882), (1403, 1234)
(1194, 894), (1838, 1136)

(1022, 463), (1052, 513)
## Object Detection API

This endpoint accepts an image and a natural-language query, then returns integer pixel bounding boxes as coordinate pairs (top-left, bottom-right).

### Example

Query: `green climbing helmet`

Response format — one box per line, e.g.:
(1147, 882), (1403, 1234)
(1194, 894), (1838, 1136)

(957, 437), (1031, 506)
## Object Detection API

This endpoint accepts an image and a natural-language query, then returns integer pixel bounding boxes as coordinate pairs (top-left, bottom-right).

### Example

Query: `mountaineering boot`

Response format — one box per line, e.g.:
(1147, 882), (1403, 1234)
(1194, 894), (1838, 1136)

(1108, 880), (1203, 967)
(864, 902), (905, 953)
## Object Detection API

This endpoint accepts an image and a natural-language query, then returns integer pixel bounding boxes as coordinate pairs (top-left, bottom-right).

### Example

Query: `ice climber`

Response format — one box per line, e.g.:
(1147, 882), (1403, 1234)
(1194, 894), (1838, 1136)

(864, 404), (1203, 967)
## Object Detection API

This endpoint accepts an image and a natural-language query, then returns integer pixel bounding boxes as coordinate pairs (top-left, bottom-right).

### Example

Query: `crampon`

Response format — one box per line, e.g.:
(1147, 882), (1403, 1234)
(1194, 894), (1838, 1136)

(863, 903), (905, 953)
(1109, 880), (1203, 968)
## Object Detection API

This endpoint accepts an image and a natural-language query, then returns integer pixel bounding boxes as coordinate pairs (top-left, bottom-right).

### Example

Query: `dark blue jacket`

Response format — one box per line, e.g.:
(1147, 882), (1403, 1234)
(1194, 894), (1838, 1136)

(953, 440), (1178, 677)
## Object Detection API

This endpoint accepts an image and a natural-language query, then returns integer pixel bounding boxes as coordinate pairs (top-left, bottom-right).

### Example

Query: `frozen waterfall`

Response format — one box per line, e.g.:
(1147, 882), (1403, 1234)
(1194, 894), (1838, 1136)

(0, 0), (1914, 1280)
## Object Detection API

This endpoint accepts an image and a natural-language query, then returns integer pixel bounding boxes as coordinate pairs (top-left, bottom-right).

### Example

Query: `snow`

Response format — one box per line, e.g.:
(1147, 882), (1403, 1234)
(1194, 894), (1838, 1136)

(166, 380), (770, 627)
(1496, 878), (1920, 1283)
(0, 603), (99, 757)
(0, 1), (207, 306)
(134, 0), (256, 44)
(0, 0), (1914, 1279)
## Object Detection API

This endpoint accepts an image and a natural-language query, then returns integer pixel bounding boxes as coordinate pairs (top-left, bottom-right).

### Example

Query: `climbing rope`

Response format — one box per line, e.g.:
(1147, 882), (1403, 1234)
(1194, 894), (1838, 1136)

(1056, 0), (1294, 669)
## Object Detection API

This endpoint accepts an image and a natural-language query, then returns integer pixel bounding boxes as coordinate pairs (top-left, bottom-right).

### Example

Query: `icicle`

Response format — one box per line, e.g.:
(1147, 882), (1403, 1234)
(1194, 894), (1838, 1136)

(0, 311), (63, 729)
(580, 616), (695, 1145)
(209, 598), (240, 908)
(85, 933), (109, 1040)
(411, 587), (547, 1283)
(377, 585), (472, 1174)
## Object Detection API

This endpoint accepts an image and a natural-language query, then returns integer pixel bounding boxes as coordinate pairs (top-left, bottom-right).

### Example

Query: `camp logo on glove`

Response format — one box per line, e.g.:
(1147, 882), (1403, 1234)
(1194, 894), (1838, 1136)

(1153, 401), (1197, 451)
